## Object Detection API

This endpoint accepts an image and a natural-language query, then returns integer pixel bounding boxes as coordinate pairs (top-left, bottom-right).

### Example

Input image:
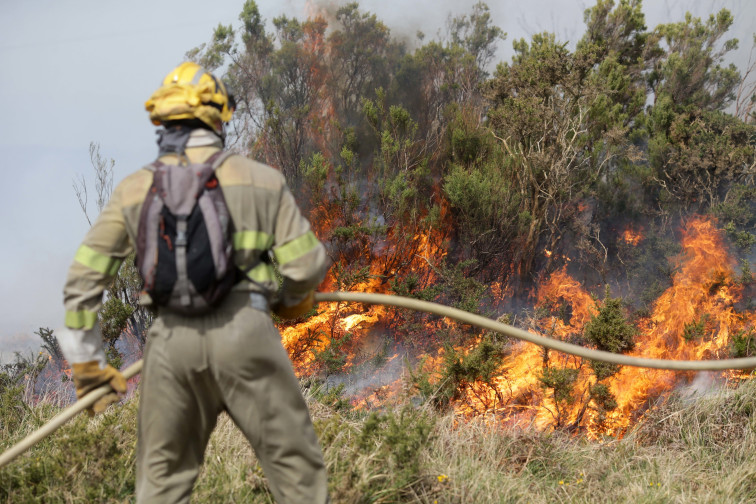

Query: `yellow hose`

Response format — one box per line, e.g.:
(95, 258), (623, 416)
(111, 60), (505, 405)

(314, 292), (756, 371)
(2, 290), (755, 468)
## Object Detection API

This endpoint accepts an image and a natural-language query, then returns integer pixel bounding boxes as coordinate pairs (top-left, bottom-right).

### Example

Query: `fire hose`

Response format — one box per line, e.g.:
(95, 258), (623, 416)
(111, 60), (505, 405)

(2, 290), (756, 469)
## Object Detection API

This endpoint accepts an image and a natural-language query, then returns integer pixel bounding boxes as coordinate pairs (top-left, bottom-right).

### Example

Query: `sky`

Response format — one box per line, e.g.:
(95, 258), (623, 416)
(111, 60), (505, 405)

(0, 0), (754, 359)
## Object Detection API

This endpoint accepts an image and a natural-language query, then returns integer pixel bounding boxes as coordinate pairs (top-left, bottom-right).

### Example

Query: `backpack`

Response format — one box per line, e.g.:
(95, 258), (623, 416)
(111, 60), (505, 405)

(136, 150), (237, 315)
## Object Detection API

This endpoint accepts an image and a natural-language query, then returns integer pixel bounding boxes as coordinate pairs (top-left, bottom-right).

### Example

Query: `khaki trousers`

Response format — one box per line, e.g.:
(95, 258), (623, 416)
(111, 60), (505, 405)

(135, 293), (329, 503)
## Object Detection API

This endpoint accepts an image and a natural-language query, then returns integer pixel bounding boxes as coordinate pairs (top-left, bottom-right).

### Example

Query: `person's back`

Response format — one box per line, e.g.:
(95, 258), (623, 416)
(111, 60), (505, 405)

(56, 62), (331, 504)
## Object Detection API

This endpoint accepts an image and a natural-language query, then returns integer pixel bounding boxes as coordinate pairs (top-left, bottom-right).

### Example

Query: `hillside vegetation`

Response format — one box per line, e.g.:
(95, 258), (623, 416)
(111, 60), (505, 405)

(1, 378), (755, 503)
(3, 0), (756, 501)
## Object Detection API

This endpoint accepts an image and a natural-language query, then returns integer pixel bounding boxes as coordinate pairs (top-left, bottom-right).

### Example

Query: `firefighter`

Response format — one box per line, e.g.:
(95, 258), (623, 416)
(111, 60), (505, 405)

(56, 62), (330, 503)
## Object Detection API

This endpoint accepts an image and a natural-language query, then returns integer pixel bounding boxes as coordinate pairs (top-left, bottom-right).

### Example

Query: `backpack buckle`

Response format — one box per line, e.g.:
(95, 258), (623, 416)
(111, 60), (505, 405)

(176, 230), (188, 247)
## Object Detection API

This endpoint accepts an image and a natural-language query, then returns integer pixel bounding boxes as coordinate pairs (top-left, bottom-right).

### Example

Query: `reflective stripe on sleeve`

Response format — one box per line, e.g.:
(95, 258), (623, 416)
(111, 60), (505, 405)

(273, 231), (320, 265)
(65, 310), (98, 330)
(74, 245), (123, 276)
(233, 230), (273, 251)
(246, 262), (277, 284)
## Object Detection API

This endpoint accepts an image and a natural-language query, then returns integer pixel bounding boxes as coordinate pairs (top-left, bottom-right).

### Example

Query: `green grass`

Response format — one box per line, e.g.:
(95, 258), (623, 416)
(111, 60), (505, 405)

(1, 378), (755, 503)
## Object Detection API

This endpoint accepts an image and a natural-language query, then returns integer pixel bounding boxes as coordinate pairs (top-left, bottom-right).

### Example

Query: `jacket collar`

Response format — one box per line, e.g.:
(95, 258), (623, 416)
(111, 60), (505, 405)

(186, 128), (223, 149)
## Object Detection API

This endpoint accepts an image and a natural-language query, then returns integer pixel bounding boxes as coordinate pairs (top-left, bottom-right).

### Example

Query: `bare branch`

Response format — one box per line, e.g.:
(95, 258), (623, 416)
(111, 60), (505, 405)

(72, 174), (91, 226)
(74, 142), (115, 226)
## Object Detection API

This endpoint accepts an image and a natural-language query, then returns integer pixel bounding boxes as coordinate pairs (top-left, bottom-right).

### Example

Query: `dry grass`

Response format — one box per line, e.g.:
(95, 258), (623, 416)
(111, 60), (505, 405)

(1, 378), (755, 503)
(194, 412), (273, 503)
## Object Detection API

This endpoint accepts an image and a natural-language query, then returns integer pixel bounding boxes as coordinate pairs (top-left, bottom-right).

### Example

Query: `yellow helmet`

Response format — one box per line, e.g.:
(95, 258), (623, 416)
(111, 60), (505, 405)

(145, 62), (234, 134)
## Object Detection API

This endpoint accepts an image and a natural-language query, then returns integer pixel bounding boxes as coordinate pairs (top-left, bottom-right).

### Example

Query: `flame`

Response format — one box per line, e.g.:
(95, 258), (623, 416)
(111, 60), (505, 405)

(622, 226), (644, 246)
(606, 217), (744, 431)
(283, 215), (756, 438)
(341, 313), (379, 332)
(448, 217), (751, 437)
(276, 69), (749, 436)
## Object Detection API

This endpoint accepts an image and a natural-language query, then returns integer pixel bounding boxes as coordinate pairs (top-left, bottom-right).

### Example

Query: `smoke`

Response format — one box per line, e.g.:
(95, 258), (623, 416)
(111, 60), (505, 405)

(320, 325), (410, 401)
(680, 371), (725, 401)
(327, 345), (407, 399)
(0, 333), (41, 364)
(299, 0), (504, 51)
(296, 0), (756, 73)
(32, 362), (76, 407)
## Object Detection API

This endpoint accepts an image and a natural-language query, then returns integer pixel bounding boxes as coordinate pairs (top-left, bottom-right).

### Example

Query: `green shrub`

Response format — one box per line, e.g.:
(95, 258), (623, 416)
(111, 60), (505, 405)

(731, 330), (756, 358)
(410, 334), (509, 411)
(313, 332), (353, 376)
(324, 405), (436, 502)
(0, 399), (137, 503)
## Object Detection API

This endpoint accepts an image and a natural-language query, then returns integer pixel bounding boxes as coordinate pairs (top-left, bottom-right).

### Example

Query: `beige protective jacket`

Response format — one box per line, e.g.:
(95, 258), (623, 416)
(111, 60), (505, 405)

(61, 131), (328, 362)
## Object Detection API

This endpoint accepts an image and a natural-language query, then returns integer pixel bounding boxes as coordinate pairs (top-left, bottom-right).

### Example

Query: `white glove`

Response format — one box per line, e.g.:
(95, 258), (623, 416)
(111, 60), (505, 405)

(55, 325), (107, 367)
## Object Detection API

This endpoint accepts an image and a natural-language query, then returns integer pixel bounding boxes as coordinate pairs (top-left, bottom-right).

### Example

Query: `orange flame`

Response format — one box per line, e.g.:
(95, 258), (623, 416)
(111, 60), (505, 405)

(622, 226), (644, 246)
(285, 212), (750, 437)
(451, 217), (750, 437)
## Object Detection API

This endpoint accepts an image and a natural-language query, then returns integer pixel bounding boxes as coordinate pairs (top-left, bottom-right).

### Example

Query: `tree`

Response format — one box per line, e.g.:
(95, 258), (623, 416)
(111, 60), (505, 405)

(396, 3), (502, 139)
(443, 122), (526, 277)
(651, 109), (756, 206)
(362, 91), (442, 283)
(71, 143), (152, 358)
(327, 3), (402, 125)
(579, 0), (649, 135)
(187, 1), (328, 187)
(485, 33), (625, 276)
(648, 9), (739, 112)
(446, 1), (505, 72)
(642, 9), (754, 210)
